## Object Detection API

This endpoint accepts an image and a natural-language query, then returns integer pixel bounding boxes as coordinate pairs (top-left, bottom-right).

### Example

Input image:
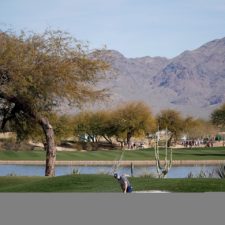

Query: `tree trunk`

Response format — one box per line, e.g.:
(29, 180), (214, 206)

(116, 137), (125, 149)
(39, 117), (56, 176)
(127, 131), (132, 149)
(167, 133), (174, 147)
(102, 135), (113, 144)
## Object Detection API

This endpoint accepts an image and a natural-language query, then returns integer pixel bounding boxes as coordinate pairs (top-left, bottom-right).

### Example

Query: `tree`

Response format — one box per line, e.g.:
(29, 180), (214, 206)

(183, 117), (217, 139)
(182, 116), (200, 139)
(211, 104), (225, 144)
(73, 110), (115, 145)
(0, 29), (109, 176)
(87, 110), (115, 144)
(111, 102), (156, 148)
(156, 109), (183, 146)
(74, 111), (98, 142)
(211, 104), (225, 129)
(50, 114), (75, 144)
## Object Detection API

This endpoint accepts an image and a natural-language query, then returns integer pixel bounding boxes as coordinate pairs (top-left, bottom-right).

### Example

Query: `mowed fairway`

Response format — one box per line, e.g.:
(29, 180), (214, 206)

(0, 147), (225, 161)
(0, 175), (225, 192)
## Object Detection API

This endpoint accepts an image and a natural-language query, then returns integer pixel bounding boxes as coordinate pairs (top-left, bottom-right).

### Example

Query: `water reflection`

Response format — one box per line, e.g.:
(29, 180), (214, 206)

(0, 164), (220, 178)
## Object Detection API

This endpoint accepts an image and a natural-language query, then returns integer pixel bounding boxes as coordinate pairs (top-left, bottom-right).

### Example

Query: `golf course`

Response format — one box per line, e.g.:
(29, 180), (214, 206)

(0, 147), (225, 192)
(1, 147), (225, 162)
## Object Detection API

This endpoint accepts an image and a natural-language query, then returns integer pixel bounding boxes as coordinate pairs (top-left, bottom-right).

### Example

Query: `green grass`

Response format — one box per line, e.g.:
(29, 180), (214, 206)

(0, 150), (46, 160)
(1, 147), (225, 161)
(0, 174), (225, 192)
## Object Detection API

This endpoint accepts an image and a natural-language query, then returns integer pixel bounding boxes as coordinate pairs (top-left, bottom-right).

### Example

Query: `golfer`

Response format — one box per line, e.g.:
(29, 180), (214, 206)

(114, 173), (133, 193)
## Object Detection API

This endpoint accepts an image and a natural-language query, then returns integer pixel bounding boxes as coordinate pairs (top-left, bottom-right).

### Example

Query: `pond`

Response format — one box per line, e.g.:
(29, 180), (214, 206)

(0, 164), (221, 178)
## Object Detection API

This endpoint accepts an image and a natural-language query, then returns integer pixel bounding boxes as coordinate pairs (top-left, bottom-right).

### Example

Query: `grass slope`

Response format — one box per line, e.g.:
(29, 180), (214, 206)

(0, 175), (225, 192)
(0, 147), (225, 161)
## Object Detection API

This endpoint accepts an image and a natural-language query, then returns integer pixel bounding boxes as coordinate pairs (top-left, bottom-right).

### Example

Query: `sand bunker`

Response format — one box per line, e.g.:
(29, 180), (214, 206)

(133, 190), (170, 193)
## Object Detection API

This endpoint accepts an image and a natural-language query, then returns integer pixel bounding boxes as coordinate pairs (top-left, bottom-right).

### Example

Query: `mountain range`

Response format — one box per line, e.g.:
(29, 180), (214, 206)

(98, 37), (225, 119)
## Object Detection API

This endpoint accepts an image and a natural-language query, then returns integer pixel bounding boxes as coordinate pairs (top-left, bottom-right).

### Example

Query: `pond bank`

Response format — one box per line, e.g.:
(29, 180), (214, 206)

(0, 160), (225, 165)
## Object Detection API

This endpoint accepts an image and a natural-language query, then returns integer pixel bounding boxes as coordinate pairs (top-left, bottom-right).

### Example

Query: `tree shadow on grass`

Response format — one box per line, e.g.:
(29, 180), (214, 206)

(191, 153), (225, 157)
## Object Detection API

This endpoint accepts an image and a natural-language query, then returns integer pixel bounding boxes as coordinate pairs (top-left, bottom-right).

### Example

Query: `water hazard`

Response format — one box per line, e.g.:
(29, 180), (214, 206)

(0, 164), (220, 178)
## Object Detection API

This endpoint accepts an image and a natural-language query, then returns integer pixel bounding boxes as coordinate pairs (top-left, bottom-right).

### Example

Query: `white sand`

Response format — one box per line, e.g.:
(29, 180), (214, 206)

(133, 190), (170, 193)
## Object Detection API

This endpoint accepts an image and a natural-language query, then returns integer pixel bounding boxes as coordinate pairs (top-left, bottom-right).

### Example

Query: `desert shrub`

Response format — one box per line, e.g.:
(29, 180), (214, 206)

(215, 165), (225, 179)
(187, 169), (215, 178)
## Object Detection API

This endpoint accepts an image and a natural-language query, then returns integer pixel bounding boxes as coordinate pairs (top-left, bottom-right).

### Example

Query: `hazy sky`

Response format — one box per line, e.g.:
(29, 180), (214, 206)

(1, 0), (225, 58)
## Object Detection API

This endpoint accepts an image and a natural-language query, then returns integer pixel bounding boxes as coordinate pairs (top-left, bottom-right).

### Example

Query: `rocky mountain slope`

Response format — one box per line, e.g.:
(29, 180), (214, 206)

(99, 37), (225, 119)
